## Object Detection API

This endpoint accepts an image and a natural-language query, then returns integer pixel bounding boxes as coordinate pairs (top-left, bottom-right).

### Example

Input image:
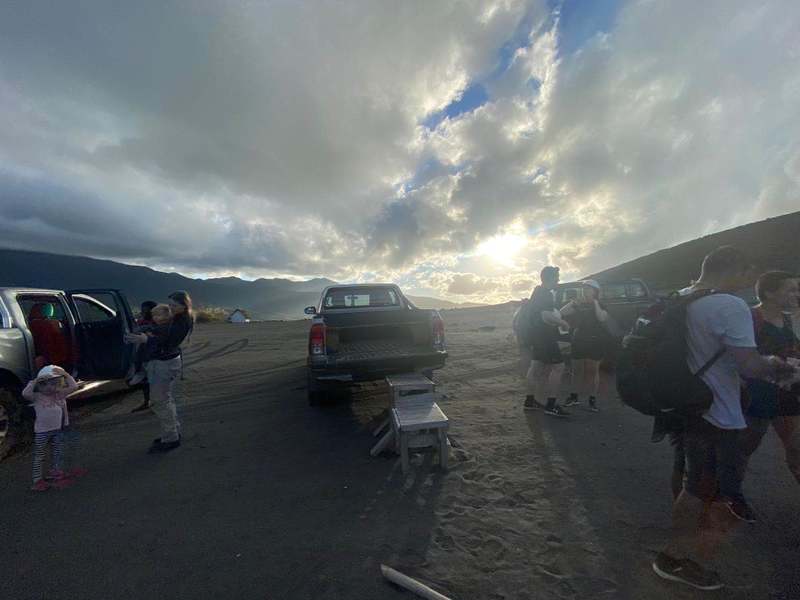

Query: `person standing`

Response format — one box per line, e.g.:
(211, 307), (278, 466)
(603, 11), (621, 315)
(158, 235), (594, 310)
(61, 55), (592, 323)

(23, 365), (79, 491)
(652, 247), (794, 591)
(740, 272), (800, 488)
(523, 266), (571, 417)
(125, 291), (194, 454)
(561, 280), (609, 412)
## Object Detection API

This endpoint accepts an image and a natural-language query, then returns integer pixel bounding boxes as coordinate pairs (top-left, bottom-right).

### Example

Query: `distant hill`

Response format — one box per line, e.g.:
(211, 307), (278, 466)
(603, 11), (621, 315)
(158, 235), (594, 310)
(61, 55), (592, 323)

(589, 211), (800, 291)
(0, 249), (467, 319)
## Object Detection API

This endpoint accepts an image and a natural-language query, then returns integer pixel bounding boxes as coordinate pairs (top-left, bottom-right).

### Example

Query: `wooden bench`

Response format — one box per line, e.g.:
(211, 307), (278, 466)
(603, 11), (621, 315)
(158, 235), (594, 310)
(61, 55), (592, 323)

(370, 374), (449, 473)
(391, 394), (449, 474)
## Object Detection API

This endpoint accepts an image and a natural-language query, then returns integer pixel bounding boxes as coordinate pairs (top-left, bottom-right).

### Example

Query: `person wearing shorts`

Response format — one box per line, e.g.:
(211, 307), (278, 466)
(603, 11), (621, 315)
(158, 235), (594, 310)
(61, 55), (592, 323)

(653, 247), (794, 592)
(523, 266), (571, 417)
(741, 272), (800, 487)
(561, 279), (610, 412)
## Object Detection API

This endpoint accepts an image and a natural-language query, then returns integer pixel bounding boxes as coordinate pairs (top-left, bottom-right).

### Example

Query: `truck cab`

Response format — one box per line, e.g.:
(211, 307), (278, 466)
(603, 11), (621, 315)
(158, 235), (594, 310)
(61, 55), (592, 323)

(0, 288), (135, 457)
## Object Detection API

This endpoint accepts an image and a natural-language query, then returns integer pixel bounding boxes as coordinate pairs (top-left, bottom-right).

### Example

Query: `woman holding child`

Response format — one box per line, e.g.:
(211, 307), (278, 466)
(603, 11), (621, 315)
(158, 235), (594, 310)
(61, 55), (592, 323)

(125, 291), (194, 454)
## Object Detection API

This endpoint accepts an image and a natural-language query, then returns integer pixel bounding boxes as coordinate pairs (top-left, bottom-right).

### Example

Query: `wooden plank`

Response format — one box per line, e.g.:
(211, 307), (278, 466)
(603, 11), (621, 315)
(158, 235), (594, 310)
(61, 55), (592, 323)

(380, 565), (453, 600)
(438, 429), (449, 470)
(386, 373), (434, 388)
(370, 429), (395, 456)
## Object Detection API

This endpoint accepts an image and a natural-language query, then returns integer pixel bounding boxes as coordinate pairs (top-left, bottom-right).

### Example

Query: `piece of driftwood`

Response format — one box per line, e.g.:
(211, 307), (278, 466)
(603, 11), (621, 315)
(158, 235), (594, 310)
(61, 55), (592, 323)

(380, 565), (453, 600)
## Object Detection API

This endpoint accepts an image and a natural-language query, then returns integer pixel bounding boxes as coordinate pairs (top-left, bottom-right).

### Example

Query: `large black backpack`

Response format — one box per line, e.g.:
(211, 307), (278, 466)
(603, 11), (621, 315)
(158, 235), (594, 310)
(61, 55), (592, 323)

(616, 289), (725, 417)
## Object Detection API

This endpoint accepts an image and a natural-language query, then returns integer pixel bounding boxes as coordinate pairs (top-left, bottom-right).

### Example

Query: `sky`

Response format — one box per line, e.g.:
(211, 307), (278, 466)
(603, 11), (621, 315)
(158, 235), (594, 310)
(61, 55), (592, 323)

(1, 1), (798, 303)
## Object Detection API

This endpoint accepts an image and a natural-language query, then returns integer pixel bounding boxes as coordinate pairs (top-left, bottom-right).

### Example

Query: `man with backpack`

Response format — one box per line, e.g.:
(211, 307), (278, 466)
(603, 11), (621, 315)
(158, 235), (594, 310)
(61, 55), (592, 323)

(522, 266), (572, 417)
(645, 247), (795, 591)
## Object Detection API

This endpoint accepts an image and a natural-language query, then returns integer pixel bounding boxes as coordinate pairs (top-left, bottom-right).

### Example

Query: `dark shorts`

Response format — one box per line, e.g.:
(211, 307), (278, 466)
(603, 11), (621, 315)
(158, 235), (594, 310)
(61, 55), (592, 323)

(746, 380), (800, 418)
(679, 418), (742, 501)
(531, 334), (563, 364)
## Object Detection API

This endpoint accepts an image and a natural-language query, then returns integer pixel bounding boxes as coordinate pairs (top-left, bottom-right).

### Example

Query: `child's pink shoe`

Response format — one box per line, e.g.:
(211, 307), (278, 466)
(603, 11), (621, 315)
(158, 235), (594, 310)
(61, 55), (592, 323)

(31, 480), (50, 492)
(66, 467), (88, 478)
(51, 477), (75, 490)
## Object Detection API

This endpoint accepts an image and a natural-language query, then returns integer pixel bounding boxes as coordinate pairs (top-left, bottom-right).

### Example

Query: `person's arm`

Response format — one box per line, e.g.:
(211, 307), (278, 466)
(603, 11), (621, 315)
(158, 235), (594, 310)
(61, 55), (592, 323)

(729, 347), (793, 381)
(559, 301), (576, 318)
(593, 300), (609, 322)
(541, 309), (570, 329)
(22, 380), (36, 402)
(61, 372), (79, 396)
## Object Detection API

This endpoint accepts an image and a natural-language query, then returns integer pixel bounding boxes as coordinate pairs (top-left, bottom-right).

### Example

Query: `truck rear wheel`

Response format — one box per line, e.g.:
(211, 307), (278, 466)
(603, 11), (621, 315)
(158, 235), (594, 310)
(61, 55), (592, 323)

(0, 384), (26, 461)
(306, 373), (328, 406)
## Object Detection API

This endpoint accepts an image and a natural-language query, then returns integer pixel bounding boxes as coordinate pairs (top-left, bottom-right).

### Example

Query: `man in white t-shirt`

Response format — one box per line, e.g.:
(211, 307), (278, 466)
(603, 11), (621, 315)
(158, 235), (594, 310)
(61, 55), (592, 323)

(653, 246), (795, 592)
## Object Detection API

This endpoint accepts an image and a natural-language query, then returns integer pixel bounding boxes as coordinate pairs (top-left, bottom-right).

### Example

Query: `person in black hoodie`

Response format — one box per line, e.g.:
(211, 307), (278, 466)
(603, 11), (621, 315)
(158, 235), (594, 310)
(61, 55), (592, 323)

(125, 291), (194, 454)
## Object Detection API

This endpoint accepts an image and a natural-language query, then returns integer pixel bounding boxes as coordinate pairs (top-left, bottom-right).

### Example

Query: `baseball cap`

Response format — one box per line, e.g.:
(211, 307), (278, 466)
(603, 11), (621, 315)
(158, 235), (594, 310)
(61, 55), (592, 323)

(581, 279), (601, 293)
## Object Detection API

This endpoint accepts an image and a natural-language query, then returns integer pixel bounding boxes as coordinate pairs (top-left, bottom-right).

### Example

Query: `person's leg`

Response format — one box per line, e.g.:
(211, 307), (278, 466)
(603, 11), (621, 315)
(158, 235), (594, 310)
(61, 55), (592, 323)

(527, 360), (553, 405)
(657, 420), (727, 590)
(519, 345), (532, 380)
(772, 415), (800, 485)
(167, 357), (182, 438)
(146, 361), (180, 446)
(52, 430), (64, 472)
(585, 359), (601, 410)
(670, 432), (685, 500)
(31, 431), (48, 485)
(566, 358), (584, 406)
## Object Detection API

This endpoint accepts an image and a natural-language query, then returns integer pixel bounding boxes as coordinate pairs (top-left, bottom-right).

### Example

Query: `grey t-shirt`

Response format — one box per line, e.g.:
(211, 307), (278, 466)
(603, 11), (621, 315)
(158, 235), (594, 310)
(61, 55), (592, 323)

(684, 292), (756, 429)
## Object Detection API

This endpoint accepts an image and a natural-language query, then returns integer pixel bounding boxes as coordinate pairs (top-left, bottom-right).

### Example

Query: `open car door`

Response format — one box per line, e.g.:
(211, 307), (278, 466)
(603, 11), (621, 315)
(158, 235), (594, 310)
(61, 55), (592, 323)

(65, 289), (136, 380)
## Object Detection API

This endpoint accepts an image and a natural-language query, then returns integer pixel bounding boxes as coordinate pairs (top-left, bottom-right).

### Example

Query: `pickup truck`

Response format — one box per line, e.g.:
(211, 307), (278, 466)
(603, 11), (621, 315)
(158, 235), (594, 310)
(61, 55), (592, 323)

(554, 278), (657, 337)
(0, 287), (136, 458)
(304, 284), (447, 405)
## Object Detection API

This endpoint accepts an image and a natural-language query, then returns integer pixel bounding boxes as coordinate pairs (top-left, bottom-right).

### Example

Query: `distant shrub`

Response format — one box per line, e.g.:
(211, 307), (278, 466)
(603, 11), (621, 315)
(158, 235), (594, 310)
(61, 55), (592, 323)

(195, 307), (228, 323)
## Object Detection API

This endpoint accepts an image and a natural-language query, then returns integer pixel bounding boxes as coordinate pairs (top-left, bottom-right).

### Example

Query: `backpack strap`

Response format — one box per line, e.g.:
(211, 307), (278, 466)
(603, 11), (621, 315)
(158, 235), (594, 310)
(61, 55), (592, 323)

(696, 347), (726, 377)
(685, 288), (725, 377)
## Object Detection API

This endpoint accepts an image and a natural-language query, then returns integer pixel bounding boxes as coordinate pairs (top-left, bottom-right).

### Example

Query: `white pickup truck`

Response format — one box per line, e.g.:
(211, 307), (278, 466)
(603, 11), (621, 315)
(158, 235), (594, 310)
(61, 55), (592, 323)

(0, 287), (136, 458)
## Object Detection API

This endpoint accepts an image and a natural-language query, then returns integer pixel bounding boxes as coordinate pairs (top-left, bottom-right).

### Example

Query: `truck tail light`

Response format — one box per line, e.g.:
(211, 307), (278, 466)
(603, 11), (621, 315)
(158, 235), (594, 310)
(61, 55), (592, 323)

(432, 314), (445, 348)
(309, 323), (326, 355)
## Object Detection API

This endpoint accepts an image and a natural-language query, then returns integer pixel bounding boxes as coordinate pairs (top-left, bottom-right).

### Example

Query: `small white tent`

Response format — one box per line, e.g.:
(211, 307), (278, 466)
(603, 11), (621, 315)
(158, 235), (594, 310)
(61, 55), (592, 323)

(227, 309), (251, 324)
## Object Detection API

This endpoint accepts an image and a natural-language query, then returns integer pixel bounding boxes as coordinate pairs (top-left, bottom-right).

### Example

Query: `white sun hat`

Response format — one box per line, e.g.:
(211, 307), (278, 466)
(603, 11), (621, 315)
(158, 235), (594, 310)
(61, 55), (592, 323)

(35, 365), (64, 381)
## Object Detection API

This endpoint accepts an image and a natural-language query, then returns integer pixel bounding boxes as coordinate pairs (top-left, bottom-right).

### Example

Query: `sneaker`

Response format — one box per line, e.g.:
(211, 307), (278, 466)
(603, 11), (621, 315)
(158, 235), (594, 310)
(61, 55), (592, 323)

(152, 434), (182, 444)
(30, 479), (50, 492)
(564, 394), (581, 407)
(66, 467), (88, 479)
(127, 371), (147, 386)
(725, 497), (756, 523)
(545, 404), (570, 418)
(51, 477), (75, 490)
(587, 398), (599, 412)
(523, 396), (544, 411)
(652, 553), (723, 591)
(148, 439), (181, 454)
(131, 403), (151, 413)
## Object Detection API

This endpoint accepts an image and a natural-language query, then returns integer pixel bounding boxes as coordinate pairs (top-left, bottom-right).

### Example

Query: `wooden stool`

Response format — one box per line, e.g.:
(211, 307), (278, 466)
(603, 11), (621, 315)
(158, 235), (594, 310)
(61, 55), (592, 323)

(392, 399), (449, 474)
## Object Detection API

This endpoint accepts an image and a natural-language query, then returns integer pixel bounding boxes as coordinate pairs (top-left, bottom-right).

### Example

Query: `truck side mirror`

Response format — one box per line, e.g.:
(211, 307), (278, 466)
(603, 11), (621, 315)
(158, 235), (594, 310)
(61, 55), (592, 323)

(304, 306), (317, 315)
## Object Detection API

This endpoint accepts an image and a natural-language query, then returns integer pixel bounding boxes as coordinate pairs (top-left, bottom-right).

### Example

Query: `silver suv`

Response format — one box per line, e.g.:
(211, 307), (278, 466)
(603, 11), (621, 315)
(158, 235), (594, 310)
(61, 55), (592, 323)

(0, 287), (135, 458)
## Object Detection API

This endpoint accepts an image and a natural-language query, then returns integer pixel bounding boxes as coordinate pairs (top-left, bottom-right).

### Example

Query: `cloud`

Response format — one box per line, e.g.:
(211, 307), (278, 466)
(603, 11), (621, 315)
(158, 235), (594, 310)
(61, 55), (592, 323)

(0, 1), (798, 302)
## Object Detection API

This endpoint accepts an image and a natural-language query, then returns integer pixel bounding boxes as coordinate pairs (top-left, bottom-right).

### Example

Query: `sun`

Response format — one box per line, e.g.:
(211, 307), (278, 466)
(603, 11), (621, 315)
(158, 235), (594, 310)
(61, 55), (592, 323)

(476, 233), (527, 266)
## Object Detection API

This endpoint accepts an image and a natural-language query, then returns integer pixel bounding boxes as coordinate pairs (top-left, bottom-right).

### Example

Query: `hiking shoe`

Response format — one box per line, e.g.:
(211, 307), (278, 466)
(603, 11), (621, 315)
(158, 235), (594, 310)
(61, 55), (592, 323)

(545, 405), (570, 418)
(31, 480), (50, 492)
(587, 398), (599, 412)
(564, 394), (581, 407)
(523, 397), (544, 411)
(652, 553), (723, 591)
(725, 498), (756, 523)
(148, 439), (181, 454)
